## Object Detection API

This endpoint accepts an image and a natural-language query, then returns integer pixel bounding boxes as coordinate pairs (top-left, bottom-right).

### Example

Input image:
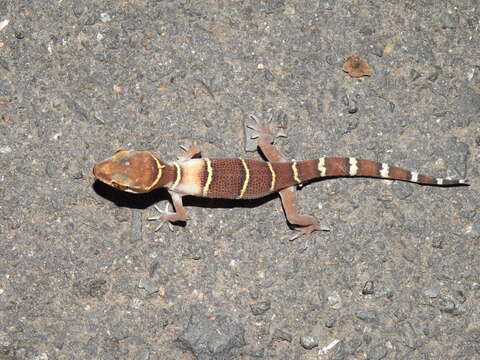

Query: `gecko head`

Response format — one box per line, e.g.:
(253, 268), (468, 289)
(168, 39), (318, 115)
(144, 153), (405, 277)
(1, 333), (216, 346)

(93, 150), (165, 193)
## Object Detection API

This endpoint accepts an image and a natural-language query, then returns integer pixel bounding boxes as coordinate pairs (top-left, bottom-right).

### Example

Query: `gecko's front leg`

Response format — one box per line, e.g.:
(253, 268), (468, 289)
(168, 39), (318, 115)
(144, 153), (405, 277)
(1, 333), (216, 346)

(149, 191), (187, 231)
(178, 145), (201, 162)
(148, 145), (201, 231)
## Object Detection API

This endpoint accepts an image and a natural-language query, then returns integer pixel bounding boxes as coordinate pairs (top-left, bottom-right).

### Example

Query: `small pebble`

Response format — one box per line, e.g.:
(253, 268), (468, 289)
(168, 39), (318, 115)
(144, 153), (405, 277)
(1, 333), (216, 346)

(0, 145), (12, 154)
(250, 300), (271, 316)
(410, 69), (421, 81)
(138, 278), (159, 294)
(423, 288), (439, 298)
(325, 315), (337, 328)
(300, 335), (318, 350)
(356, 309), (380, 323)
(362, 281), (375, 295)
(327, 293), (342, 309)
(100, 13), (111, 22)
(273, 329), (292, 343)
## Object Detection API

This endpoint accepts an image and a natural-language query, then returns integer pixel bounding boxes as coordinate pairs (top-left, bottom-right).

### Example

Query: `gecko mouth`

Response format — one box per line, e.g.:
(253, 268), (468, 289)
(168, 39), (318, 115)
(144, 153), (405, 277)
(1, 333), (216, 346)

(110, 180), (128, 191)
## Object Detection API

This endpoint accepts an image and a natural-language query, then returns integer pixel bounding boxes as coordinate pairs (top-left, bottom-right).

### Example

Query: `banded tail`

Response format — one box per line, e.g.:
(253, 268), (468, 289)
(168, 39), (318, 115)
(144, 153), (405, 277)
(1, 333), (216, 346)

(279, 157), (467, 189)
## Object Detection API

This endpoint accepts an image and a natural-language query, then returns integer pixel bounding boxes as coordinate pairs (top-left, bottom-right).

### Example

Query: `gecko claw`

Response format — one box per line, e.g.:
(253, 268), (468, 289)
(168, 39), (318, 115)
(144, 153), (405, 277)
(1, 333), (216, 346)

(250, 114), (262, 125)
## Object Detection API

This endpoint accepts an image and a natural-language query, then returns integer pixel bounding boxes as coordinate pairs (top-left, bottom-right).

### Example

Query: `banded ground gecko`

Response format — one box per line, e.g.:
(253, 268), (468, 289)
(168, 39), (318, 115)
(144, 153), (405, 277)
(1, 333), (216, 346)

(93, 116), (468, 239)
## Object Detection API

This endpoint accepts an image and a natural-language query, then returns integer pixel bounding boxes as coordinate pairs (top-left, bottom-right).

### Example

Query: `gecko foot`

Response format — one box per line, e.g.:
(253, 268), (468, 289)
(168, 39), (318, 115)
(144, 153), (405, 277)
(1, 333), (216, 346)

(247, 114), (287, 143)
(290, 223), (331, 241)
(178, 145), (201, 162)
(147, 203), (176, 231)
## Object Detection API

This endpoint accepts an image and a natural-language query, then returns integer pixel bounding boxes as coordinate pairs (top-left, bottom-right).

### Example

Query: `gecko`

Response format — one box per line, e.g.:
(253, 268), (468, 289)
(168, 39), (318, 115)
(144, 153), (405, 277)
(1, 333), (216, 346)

(93, 116), (468, 239)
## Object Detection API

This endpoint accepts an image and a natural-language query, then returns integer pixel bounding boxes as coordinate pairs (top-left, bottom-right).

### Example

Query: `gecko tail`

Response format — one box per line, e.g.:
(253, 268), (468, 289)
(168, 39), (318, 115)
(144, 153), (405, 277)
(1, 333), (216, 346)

(288, 158), (468, 187)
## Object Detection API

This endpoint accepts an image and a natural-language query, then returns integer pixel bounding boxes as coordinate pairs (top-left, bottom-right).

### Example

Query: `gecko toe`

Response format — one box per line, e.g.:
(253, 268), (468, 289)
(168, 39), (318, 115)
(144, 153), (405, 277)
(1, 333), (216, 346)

(248, 114), (287, 143)
(154, 221), (165, 232)
(148, 203), (178, 231)
(290, 223), (330, 240)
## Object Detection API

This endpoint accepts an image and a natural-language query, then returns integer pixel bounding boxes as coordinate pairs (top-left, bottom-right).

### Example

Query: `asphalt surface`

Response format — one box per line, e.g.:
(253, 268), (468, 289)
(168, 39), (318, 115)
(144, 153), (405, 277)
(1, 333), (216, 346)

(1, 1), (479, 359)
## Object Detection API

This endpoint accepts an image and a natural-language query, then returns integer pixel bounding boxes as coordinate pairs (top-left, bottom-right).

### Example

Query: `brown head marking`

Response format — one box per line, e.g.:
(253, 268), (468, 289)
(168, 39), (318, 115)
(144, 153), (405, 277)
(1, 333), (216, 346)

(93, 150), (167, 193)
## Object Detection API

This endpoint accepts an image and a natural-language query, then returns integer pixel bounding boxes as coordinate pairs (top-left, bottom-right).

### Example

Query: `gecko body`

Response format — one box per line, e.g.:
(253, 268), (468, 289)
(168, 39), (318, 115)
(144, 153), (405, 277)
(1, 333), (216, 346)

(93, 118), (468, 238)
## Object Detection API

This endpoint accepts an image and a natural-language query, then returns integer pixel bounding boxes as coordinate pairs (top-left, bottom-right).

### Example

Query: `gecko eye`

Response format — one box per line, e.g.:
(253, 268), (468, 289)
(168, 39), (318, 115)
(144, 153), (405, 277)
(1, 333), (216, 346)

(119, 160), (130, 167)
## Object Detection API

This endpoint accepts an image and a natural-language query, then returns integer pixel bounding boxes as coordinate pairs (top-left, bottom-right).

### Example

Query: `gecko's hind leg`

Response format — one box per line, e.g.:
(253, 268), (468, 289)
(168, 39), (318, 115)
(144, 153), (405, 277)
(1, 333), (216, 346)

(248, 114), (287, 142)
(247, 114), (328, 239)
(279, 186), (330, 240)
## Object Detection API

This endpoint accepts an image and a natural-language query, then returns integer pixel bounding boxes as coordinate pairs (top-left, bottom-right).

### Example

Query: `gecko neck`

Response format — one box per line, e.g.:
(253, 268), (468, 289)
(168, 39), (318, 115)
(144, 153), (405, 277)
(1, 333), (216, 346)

(151, 161), (177, 189)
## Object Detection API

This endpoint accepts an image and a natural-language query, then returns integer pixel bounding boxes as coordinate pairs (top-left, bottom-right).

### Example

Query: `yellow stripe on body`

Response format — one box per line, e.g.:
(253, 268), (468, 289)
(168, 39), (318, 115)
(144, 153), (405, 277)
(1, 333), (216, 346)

(267, 162), (276, 192)
(238, 158), (250, 199)
(292, 160), (301, 184)
(171, 162), (181, 189)
(202, 158), (213, 196)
